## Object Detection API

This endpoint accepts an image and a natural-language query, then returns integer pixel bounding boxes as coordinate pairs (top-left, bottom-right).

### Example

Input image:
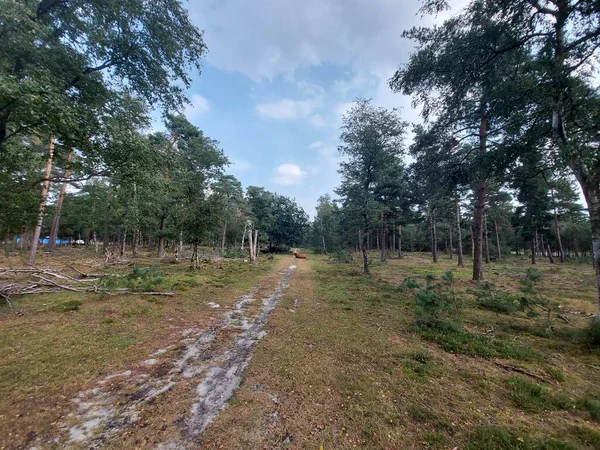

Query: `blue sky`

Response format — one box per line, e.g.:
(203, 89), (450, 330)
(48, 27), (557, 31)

(174, 0), (463, 217)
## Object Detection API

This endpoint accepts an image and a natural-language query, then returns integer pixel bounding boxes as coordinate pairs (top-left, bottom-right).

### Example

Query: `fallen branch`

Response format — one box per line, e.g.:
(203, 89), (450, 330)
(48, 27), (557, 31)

(494, 362), (552, 383)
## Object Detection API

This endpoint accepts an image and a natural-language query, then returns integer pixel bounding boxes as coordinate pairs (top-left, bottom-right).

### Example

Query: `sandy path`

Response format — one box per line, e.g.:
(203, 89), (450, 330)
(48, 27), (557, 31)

(57, 262), (297, 449)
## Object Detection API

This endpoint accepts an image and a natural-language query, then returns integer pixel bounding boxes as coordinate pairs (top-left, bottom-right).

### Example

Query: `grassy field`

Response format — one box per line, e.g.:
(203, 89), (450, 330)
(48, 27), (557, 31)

(1, 249), (600, 449)
(0, 249), (279, 449)
(201, 252), (600, 449)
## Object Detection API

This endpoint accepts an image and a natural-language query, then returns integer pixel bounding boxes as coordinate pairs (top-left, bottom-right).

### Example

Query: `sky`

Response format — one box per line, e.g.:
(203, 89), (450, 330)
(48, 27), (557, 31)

(174, 0), (464, 217)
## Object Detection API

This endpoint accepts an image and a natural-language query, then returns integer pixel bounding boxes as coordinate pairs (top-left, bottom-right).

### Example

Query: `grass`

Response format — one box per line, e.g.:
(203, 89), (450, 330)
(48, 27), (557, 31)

(2, 249), (600, 449)
(198, 251), (600, 449)
(0, 247), (279, 450)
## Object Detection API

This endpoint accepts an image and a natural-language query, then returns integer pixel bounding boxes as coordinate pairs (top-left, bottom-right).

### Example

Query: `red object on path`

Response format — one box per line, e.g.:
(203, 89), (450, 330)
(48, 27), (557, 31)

(294, 252), (307, 259)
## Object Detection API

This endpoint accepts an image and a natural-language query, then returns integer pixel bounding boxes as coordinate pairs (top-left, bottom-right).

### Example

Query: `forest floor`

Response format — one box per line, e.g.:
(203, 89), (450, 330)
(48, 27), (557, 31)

(1, 250), (600, 449)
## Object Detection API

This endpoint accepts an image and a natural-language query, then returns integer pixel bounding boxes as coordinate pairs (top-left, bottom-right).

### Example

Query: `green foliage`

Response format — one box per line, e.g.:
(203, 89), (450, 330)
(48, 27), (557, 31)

(221, 249), (246, 259)
(419, 329), (542, 361)
(587, 320), (600, 346)
(401, 277), (420, 290)
(519, 269), (560, 323)
(506, 376), (574, 412)
(582, 398), (600, 422)
(470, 283), (522, 314)
(330, 250), (354, 264)
(414, 271), (462, 331)
(51, 300), (82, 312)
(466, 425), (578, 450)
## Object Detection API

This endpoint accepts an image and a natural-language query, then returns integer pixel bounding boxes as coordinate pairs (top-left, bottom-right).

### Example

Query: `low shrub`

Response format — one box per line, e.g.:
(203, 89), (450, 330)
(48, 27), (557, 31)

(469, 283), (522, 314)
(414, 271), (462, 331)
(330, 250), (354, 263)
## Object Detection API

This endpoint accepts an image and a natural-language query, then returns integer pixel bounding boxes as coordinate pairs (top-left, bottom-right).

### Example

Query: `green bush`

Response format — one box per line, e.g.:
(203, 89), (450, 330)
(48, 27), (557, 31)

(506, 376), (574, 412)
(466, 425), (577, 450)
(587, 320), (600, 346)
(330, 250), (354, 263)
(51, 300), (82, 312)
(469, 283), (522, 314)
(414, 271), (462, 331)
(221, 249), (246, 259)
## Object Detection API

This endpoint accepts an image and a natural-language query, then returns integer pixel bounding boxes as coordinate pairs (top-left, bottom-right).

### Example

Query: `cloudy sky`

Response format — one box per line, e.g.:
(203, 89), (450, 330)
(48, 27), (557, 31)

(177, 0), (463, 217)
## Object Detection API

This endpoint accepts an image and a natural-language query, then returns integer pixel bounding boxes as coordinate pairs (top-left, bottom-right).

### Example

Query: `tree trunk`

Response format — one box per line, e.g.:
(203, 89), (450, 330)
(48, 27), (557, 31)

(380, 212), (387, 262)
(94, 231), (98, 253)
(361, 229), (369, 274)
(241, 222), (247, 251)
(376, 230), (379, 251)
(431, 210), (438, 263)
(119, 227), (126, 257)
(157, 207), (167, 258)
(555, 215), (565, 263)
(253, 230), (258, 261)
(247, 229), (254, 263)
(473, 101), (487, 280)
(398, 225), (403, 259)
(483, 211), (490, 264)
(456, 198), (464, 267)
(531, 233), (537, 265)
(494, 220), (501, 260)
(26, 136), (55, 265)
(392, 224), (396, 257)
(47, 150), (73, 252)
(221, 215), (228, 251)
(132, 228), (139, 257)
(470, 226), (475, 259)
(547, 245), (555, 263)
(449, 223), (453, 260)
(103, 204), (111, 254)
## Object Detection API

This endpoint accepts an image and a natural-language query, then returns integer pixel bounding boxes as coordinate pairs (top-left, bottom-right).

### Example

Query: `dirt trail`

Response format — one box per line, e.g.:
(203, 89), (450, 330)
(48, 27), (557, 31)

(58, 262), (297, 449)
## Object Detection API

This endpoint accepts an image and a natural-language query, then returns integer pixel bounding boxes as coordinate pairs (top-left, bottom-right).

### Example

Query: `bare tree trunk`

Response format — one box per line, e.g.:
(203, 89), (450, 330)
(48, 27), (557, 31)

(221, 215), (228, 251)
(376, 230), (379, 251)
(471, 226), (475, 260)
(47, 150), (73, 252)
(449, 223), (453, 260)
(531, 233), (537, 265)
(494, 220), (501, 260)
(483, 211), (490, 264)
(547, 245), (555, 263)
(119, 227), (126, 257)
(241, 222), (247, 251)
(93, 231), (98, 253)
(380, 212), (387, 262)
(132, 228), (139, 257)
(473, 100), (487, 280)
(554, 215), (565, 263)
(103, 205), (111, 255)
(248, 229), (256, 264)
(398, 225), (403, 259)
(157, 207), (167, 258)
(253, 230), (258, 262)
(361, 229), (369, 274)
(431, 210), (438, 263)
(26, 136), (55, 265)
(456, 198), (464, 267)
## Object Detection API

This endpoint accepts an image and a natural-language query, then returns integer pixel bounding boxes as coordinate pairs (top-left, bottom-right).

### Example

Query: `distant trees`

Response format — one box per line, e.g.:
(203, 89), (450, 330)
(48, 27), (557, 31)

(336, 99), (408, 274)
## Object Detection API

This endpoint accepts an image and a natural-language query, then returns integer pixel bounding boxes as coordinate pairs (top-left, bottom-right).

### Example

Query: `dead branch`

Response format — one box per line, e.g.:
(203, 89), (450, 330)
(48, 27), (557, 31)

(494, 362), (552, 383)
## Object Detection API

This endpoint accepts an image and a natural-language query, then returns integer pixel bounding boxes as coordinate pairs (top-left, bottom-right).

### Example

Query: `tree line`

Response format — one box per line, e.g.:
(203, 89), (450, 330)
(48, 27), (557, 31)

(309, 0), (600, 318)
(0, 1), (309, 266)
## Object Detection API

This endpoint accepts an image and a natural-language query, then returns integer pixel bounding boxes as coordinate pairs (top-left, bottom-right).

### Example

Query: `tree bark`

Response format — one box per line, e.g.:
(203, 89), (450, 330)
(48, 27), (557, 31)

(531, 232), (537, 265)
(132, 228), (139, 257)
(473, 100), (487, 280)
(47, 150), (73, 252)
(483, 211), (490, 264)
(221, 215), (228, 251)
(431, 210), (438, 263)
(103, 205), (110, 254)
(398, 225), (403, 259)
(456, 198), (464, 267)
(494, 220), (501, 260)
(247, 229), (255, 263)
(392, 223), (396, 257)
(361, 229), (369, 274)
(380, 212), (387, 262)
(253, 229), (259, 262)
(26, 136), (55, 265)
(547, 245), (555, 263)
(554, 214), (565, 263)
(157, 207), (167, 258)
(449, 223), (453, 260)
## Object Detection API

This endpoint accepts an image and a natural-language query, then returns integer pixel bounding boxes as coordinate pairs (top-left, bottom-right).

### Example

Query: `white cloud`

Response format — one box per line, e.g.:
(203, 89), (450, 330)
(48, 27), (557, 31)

(256, 98), (319, 120)
(308, 114), (326, 128)
(309, 141), (324, 149)
(184, 94), (211, 120)
(272, 163), (308, 185)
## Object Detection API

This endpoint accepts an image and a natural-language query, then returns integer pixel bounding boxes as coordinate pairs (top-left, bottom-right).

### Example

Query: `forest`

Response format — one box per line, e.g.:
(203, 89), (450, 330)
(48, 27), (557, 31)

(1, 0), (600, 449)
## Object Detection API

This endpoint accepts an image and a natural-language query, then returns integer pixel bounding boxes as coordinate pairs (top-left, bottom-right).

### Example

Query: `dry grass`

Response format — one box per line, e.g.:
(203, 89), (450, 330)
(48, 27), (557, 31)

(200, 252), (600, 449)
(0, 248), (279, 449)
